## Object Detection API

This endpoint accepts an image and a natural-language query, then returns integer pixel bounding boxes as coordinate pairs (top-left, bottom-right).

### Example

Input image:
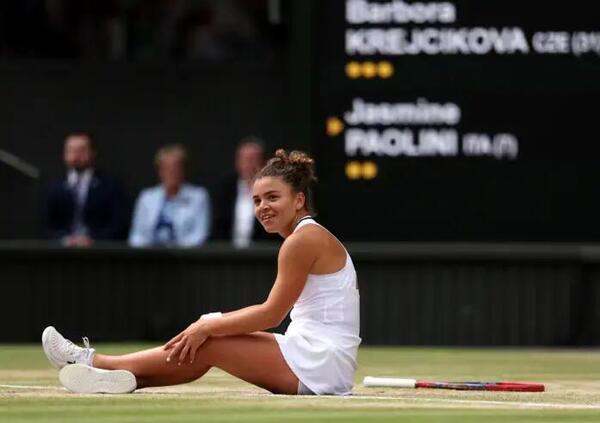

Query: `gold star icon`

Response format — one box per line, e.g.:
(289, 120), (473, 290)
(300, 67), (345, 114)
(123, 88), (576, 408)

(345, 62), (362, 79)
(362, 161), (378, 179)
(362, 62), (377, 79)
(345, 161), (362, 180)
(377, 61), (394, 79)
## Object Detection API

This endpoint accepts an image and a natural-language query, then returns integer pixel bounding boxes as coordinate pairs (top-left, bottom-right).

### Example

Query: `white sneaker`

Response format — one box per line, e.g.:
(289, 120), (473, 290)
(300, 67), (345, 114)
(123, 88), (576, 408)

(42, 326), (95, 369)
(60, 364), (136, 394)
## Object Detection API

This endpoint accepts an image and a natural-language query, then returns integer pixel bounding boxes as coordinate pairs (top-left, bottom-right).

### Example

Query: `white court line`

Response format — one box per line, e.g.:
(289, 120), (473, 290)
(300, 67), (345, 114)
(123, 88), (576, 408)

(343, 395), (600, 410)
(241, 393), (600, 410)
(2, 385), (599, 410)
(0, 384), (63, 390)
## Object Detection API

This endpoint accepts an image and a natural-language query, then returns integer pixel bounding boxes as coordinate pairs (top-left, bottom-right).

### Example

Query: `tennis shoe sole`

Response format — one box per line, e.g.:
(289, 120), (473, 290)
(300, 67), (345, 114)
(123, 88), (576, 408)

(59, 364), (136, 394)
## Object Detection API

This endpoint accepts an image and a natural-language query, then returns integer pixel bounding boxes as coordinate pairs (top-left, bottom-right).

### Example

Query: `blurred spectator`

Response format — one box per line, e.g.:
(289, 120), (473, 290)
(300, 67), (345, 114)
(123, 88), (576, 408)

(212, 137), (275, 247)
(43, 131), (128, 246)
(129, 144), (210, 247)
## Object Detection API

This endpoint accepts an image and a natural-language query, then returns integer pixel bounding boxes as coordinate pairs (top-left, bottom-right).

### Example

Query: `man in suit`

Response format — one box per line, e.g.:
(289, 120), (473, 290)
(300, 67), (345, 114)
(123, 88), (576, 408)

(44, 132), (127, 246)
(212, 137), (277, 247)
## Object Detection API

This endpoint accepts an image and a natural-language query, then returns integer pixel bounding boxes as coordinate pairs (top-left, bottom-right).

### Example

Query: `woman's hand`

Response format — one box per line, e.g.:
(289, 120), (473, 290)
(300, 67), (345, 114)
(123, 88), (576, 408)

(163, 320), (209, 365)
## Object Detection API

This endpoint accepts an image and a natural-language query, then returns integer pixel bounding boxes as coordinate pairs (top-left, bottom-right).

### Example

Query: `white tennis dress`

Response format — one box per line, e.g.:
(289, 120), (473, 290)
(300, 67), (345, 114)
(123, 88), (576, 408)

(273, 218), (361, 395)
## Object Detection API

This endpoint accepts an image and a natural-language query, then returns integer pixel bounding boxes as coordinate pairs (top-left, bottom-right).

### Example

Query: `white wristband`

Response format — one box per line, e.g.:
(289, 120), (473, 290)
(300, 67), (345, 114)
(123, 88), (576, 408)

(200, 312), (223, 320)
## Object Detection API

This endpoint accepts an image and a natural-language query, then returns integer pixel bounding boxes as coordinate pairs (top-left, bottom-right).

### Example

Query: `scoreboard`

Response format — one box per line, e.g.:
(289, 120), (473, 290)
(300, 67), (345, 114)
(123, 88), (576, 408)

(313, 0), (600, 241)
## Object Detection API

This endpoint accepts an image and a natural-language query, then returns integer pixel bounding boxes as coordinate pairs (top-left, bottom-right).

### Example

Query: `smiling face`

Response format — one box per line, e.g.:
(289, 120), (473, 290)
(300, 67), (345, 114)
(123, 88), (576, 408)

(252, 176), (306, 237)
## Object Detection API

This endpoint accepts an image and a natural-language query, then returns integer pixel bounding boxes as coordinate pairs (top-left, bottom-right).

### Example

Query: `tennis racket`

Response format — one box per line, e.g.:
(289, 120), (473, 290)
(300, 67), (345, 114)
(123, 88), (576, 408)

(363, 376), (544, 392)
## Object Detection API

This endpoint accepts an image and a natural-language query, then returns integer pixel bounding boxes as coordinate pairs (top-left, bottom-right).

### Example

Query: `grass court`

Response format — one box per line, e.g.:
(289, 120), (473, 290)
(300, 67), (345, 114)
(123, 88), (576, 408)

(1, 344), (600, 422)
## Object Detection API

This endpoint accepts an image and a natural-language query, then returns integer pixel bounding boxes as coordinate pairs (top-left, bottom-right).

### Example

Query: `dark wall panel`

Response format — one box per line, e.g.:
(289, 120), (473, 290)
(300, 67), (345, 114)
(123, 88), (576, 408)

(2, 243), (599, 345)
(358, 262), (578, 345)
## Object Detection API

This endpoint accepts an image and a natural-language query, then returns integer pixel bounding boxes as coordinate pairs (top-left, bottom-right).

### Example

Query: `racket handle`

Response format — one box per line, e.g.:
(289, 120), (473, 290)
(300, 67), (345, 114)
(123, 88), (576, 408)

(363, 376), (417, 388)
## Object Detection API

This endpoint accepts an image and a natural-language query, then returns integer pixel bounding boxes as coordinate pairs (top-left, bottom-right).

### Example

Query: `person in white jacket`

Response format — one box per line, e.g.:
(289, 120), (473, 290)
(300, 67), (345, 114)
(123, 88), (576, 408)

(128, 144), (211, 247)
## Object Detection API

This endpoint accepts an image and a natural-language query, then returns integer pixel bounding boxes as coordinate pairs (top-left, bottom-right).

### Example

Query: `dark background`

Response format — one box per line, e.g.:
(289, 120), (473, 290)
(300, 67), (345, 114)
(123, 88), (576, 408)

(0, 0), (312, 239)
(1, 1), (600, 242)
(314, 0), (600, 241)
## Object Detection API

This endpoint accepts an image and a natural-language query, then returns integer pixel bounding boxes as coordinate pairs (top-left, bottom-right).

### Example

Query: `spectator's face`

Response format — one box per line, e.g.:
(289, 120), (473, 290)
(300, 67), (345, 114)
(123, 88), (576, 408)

(236, 144), (264, 180)
(158, 152), (185, 192)
(64, 135), (95, 171)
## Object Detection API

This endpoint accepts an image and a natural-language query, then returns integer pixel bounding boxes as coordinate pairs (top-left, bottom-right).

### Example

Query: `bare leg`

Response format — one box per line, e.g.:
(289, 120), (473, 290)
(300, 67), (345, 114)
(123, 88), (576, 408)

(93, 346), (210, 388)
(93, 332), (299, 394)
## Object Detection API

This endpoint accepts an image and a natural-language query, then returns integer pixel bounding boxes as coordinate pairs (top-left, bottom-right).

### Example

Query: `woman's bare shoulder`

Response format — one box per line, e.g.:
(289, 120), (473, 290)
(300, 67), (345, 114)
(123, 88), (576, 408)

(294, 223), (330, 240)
(281, 224), (327, 251)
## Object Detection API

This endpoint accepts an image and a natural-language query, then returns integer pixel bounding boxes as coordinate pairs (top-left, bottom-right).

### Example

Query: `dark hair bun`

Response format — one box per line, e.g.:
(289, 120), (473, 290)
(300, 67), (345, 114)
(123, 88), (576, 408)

(273, 149), (316, 182)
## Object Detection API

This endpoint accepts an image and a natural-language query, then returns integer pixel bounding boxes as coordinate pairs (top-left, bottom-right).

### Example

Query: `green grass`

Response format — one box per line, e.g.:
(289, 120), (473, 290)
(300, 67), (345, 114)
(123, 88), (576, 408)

(2, 344), (600, 422)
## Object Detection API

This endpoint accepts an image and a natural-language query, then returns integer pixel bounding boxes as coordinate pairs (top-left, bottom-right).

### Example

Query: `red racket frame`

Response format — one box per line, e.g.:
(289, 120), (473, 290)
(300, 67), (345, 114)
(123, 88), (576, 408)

(415, 380), (545, 392)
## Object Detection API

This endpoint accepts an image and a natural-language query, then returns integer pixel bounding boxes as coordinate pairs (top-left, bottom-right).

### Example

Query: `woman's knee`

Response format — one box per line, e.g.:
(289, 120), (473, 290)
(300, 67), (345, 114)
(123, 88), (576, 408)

(194, 335), (248, 366)
(194, 337), (220, 366)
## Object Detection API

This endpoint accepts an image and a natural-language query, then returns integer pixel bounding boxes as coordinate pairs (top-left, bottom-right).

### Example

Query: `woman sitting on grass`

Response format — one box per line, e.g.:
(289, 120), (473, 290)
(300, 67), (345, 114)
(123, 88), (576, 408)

(42, 149), (361, 396)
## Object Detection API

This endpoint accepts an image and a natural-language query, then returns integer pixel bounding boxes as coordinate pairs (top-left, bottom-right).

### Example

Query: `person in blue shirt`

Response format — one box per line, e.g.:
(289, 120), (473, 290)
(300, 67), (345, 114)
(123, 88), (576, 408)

(128, 144), (211, 247)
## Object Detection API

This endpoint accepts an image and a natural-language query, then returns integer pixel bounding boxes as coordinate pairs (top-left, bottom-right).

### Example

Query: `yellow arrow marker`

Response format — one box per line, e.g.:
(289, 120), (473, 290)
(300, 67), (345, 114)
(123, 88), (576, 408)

(326, 117), (344, 137)
(345, 161), (362, 180)
(345, 62), (362, 79)
(377, 61), (394, 79)
(362, 161), (378, 179)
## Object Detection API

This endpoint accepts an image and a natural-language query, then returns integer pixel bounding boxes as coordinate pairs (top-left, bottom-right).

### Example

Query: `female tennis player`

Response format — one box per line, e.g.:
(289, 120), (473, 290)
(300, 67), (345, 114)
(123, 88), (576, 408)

(42, 149), (361, 395)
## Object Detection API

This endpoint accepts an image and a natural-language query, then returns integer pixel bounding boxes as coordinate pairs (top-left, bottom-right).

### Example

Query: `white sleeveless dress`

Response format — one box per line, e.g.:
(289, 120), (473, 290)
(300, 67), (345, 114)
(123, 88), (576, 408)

(273, 218), (361, 395)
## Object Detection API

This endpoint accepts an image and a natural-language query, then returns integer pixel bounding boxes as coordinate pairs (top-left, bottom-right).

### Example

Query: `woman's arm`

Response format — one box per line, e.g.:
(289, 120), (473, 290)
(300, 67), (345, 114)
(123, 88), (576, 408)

(164, 230), (322, 363)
